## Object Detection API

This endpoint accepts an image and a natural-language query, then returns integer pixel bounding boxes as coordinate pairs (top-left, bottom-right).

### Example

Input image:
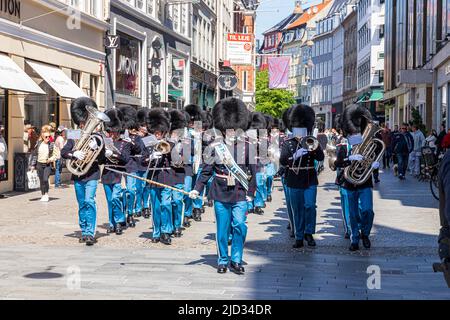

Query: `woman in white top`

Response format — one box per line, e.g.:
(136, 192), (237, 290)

(29, 126), (59, 202)
(0, 124), (7, 198)
(426, 129), (438, 152)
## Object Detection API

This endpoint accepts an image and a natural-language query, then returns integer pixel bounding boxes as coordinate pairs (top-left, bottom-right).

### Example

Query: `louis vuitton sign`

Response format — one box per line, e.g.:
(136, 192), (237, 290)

(0, 0), (20, 19)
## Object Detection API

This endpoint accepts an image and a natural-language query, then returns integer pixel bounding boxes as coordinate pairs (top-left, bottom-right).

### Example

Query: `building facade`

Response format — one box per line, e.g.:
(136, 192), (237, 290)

(105, 0), (191, 110)
(342, 8), (358, 107)
(0, 0), (109, 193)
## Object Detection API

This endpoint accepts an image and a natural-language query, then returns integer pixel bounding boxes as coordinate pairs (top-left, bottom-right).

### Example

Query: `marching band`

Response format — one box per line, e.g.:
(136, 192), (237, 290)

(62, 96), (387, 273)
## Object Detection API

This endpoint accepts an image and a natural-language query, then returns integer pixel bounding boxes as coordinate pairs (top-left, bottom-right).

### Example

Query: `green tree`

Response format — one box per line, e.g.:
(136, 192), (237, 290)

(410, 108), (427, 135)
(255, 70), (295, 118)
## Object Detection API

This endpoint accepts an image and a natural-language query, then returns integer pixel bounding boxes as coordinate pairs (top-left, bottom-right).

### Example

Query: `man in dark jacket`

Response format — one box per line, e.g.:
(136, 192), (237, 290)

(392, 124), (413, 180)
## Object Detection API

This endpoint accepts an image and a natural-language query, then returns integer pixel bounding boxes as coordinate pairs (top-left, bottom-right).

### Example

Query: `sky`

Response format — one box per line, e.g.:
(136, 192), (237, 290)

(255, 0), (323, 43)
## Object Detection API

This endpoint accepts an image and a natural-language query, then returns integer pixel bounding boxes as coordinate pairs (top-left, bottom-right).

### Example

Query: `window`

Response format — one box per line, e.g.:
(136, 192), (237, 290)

(378, 70), (384, 83)
(242, 71), (248, 91)
(379, 25), (385, 39)
(0, 89), (7, 181)
(71, 70), (80, 87)
(89, 75), (98, 100)
(378, 52), (385, 60)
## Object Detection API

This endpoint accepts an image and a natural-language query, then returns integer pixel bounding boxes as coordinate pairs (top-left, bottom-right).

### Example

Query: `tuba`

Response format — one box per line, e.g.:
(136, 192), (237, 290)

(67, 106), (110, 176)
(343, 121), (385, 185)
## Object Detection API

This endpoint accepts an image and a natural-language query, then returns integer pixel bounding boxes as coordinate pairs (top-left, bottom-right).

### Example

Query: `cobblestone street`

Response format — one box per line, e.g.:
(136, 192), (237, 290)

(0, 167), (448, 299)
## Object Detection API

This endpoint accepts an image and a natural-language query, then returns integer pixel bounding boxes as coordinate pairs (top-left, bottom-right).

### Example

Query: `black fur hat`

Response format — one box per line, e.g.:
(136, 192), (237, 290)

(104, 109), (122, 132)
(340, 104), (372, 136)
(212, 98), (250, 132)
(289, 104), (315, 132)
(249, 112), (267, 130)
(147, 108), (170, 133)
(169, 109), (187, 131)
(184, 104), (203, 122)
(282, 106), (295, 131)
(273, 118), (281, 130)
(201, 110), (213, 130)
(264, 114), (274, 129)
(118, 105), (137, 130)
(137, 108), (149, 127)
(70, 97), (98, 126)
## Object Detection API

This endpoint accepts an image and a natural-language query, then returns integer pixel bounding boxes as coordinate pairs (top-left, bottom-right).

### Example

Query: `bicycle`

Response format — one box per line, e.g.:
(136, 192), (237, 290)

(420, 146), (441, 201)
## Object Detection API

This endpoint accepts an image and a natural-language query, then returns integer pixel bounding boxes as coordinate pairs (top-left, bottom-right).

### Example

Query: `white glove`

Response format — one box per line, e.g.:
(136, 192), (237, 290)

(371, 161), (380, 169)
(246, 196), (253, 202)
(105, 149), (113, 158)
(349, 154), (364, 161)
(189, 190), (200, 199)
(73, 150), (85, 161)
(89, 139), (98, 150)
(293, 148), (308, 160)
(150, 151), (163, 160)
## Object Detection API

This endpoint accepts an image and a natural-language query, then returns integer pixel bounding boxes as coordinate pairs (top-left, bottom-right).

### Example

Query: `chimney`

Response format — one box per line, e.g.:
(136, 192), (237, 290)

(294, 1), (303, 14)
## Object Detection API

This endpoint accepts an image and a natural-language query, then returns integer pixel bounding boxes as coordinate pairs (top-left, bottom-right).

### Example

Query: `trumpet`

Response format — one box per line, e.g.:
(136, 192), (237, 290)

(155, 140), (171, 154)
(292, 135), (319, 175)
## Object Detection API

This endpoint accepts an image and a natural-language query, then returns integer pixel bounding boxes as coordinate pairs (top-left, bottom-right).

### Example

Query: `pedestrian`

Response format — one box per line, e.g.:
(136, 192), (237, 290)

(54, 126), (67, 188)
(409, 125), (425, 177)
(0, 123), (7, 198)
(436, 124), (446, 156)
(48, 122), (57, 143)
(61, 97), (105, 246)
(392, 124), (413, 180)
(280, 104), (324, 248)
(189, 98), (257, 274)
(426, 129), (438, 154)
(23, 124), (39, 153)
(29, 125), (59, 202)
(334, 104), (378, 251)
(380, 123), (392, 169)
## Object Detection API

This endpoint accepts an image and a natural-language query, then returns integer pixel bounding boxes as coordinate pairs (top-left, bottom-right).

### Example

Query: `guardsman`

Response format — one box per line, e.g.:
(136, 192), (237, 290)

(189, 98), (257, 274)
(168, 109), (191, 237)
(145, 108), (173, 245)
(61, 97), (105, 246)
(264, 114), (276, 203)
(280, 104), (324, 248)
(100, 108), (131, 235)
(184, 104), (204, 222)
(135, 108), (152, 219)
(334, 104), (379, 251)
(118, 105), (144, 227)
(246, 112), (267, 215)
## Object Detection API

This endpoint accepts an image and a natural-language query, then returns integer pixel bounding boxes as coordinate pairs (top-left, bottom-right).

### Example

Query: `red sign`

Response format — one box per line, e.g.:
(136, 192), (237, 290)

(227, 34), (252, 42)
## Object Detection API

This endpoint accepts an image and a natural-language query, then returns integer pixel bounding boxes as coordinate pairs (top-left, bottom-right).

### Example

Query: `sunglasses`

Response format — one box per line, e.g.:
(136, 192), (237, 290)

(43, 135), (51, 139)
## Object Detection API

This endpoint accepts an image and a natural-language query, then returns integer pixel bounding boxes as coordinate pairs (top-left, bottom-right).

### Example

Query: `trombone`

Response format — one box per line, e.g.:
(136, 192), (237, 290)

(292, 135), (320, 175)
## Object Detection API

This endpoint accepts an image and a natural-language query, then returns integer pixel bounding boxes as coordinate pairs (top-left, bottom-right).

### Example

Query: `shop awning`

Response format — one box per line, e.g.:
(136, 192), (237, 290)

(368, 90), (384, 101)
(356, 94), (368, 103)
(0, 54), (45, 94)
(26, 61), (87, 99)
(168, 89), (183, 98)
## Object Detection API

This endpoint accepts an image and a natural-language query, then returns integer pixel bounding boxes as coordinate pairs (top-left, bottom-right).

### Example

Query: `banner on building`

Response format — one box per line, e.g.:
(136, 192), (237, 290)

(268, 56), (290, 89)
(226, 33), (252, 65)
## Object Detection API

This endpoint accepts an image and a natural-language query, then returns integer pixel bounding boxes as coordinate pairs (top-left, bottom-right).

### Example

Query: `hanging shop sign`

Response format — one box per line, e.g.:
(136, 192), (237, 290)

(218, 74), (238, 91)
(226, 33), (253, 65)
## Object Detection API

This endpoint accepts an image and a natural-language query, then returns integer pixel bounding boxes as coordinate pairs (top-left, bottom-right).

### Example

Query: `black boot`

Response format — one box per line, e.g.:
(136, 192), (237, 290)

(193, 208), (202, 221)
(183, 216), (191, 228)
(349, 243), (359, 251)
(217, 264), (227, 274)
(174, 228), (182, 238)
(134, 211), (142, 218)
(85, 236), (97, 246)
(115, 223), (123, 235)
(160, 233), (172, 245)
(287, 223), (291, 230)
(200, 207), (205, 214)
(230, 262), (245, 274)
(361, 235), (371, 249)
(304, 234), (316, 247)
(127, 215), (136, 228)
(106, 226), (115, 234)
(267, 195), (272, 202)
(79, 236), (87, 243)
(207, 200), (213, 207)
(255, 207), (264, 215)
(293, 240), (303, 248)
(344, 232), (350, 239)
(248, 208), (254, 214)
(151, 237), (160, 243)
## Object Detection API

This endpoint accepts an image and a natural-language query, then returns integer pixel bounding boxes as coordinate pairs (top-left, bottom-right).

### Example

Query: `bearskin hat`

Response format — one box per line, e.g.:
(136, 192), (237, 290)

(137, 108), (149, 127)
(184, 104), (203, 122)
(201, 110), (213, 130)
(169, 109), (187, 131)
(289, 104), (315, 132)
(249, 112), (267, 130)
(264, 114), (274, 129)
(117, 105), (137, 130)
(212, 98), (250, 132)
(104, 108), (123, 132)
(282, 106), (295, 131)
(340, 104), (372, 136)
(70, 97), (97, 126)
(147, 108), (170, 133)
(273, 118), (281, 130)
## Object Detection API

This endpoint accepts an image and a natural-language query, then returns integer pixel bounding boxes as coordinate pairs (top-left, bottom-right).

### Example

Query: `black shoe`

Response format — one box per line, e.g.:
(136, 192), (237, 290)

(267, 195), (272, 202)
(374, 179), (380, 183)
(361, 235), (371, 249)
(217, 264), (227, 274)
(248, 208), (255, 214)
(143, 208), (151, 219)
(193, 208), (202, 221)
(135, 211), (142, 218)
(289, 231), (295, 238)
(174, 228), (182, 238)
(304, 234), (316, 247)
(183, 217), (191, 228)
(160, 233), (172, 245)
(115, 224), (123, 235)
(228, 239), (232, 246)
(151, 237), (160, 243)
(106, 226), (115, 234)
(255, 207), (264, 215)
(207, 200), (213, 207)
(200, 207), (205, 214)
(85, 236), (97, 246)
(79, 236), (87, 243)
(344, 232), (350, 239)
(262, 203), (267, 208)
(293, 240), (303, 248)
(230, 262), (245, 274)
(349, 243), (359, 251)
(287, 223), (291, 230)
(0, 194), (5, 198)
(127, 215), (136, 228)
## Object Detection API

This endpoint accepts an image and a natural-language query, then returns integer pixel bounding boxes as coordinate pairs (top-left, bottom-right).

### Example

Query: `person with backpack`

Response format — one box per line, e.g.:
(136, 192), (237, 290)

(392, 124), (413, 180)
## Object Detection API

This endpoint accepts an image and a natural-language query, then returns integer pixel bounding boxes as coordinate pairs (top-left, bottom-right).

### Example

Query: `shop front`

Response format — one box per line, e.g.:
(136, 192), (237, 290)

(435, 57), (450, 130)
(0, 0), (107, 193)
(190, 62), (217, 110)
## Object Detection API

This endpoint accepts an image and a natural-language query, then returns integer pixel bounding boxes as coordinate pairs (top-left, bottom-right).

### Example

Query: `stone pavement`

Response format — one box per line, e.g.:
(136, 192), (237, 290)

(0, 166), (448, 299)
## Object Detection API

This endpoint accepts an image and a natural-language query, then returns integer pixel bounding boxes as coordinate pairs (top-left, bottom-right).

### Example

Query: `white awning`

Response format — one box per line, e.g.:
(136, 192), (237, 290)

(0, 54), (45, 94)
(26, 60), (87, 99)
